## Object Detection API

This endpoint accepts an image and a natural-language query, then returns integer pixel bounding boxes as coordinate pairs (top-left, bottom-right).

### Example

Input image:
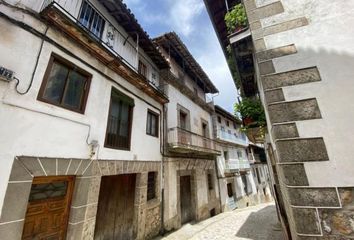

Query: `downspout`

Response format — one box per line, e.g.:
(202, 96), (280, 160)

(160, 103), (168, 235)
(214, 157), (223, 213)
(211, 110), (223, 213)
(14, 25), (49, 95)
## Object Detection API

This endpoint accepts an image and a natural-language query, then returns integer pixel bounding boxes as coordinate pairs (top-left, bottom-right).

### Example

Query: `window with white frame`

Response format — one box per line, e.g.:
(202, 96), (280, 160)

(79, 1), (105, 38)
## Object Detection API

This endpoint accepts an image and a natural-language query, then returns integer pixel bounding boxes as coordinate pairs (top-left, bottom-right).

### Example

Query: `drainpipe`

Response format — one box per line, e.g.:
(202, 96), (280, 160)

(214, 158), (223, 213)
(160, 104), (168, 235)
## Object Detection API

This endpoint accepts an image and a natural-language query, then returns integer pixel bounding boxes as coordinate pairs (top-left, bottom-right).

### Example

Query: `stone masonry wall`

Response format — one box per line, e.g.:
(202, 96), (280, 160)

(243, 0), (354, 239)
(0, 157), (162, 240)
(163, 158), (220, 232)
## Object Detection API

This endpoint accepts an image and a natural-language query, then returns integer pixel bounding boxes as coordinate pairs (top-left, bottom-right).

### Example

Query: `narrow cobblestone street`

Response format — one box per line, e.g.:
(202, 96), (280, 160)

(156, 203), (284, 240)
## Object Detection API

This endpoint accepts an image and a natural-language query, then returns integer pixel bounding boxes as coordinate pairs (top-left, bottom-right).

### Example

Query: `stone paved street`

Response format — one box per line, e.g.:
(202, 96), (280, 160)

(156, 203), (284, 240)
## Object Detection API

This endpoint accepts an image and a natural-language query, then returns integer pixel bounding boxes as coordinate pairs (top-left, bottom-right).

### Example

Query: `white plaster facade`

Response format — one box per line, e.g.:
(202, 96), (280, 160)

(255, 0), (354, 187)
(0, 1), (166, 236)
(154, 34), (221, 231)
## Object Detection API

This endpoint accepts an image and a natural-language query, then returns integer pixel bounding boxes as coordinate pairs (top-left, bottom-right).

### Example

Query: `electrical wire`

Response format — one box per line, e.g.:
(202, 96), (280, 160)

(14, 26), (49, 95)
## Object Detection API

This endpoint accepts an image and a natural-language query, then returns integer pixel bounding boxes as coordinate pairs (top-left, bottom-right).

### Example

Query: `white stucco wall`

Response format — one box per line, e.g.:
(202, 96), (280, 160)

(167, 84), (213, 137)
(260, 0), (354, 186)
(160, 48), (206, 102)
(217, 145), (248, 173)
(0, 5), (163, 213)
(235, 175), (246, 197)
(5, 0), (160, 83)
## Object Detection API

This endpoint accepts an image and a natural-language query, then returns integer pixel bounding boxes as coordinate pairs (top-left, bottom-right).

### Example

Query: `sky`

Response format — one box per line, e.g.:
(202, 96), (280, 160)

(123, 0), (238, 113)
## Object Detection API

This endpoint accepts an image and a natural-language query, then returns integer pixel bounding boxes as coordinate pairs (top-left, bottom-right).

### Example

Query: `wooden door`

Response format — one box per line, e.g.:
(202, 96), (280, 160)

(202, 123), (210, 148)
(227, 183), (233, 198)
(180, 175), (193, 224)
(94, 174), (136, 240)
(22, 176), (75, 240)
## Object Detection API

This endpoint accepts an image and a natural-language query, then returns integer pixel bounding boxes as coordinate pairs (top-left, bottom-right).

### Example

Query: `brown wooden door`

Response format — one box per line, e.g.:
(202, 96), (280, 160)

(227, 183), (233, 198)
(180, 175), (193, 225)
(22, 176), (75, 240)
(94, 174), (136, 240)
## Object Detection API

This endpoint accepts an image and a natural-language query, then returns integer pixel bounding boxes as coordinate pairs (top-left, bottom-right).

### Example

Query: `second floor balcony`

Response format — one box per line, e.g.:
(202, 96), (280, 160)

(225, 159), (250, 173)
(216, 129), (249, 147)
(40, 0), (169, 104)
(168, 127), (221, 156)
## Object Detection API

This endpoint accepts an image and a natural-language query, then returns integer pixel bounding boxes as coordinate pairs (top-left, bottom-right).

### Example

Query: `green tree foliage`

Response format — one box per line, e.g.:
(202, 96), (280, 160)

(224, 4), (248, 34)
(234, 98), (266, 127)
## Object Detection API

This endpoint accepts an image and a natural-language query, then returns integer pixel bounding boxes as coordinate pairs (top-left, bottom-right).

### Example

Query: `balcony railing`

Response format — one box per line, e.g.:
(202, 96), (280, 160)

(225, 159), (251, 172)
(168, 127), (220, 155)
(39, 0), (168, 103)
(216, 129), (249, 147)
(41, 0), (137, 70)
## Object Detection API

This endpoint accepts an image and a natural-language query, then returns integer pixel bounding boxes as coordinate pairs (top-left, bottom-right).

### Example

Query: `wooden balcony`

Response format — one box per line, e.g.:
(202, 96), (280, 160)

(168, 127), (221, 156)
(40, 1), (169, 104)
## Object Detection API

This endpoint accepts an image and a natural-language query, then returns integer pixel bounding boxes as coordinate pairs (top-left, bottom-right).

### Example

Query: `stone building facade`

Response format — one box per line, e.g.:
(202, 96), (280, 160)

(213, 105), (255, 210)
(0, 0), (169, 239)
(213, 105), (272, 211)
(205, 0), (354, 239)
(154, 32), (221, 232)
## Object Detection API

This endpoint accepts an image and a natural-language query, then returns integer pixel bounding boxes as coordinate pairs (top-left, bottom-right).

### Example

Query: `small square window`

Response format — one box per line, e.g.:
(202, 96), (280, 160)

(38, 54), (91, 113)
(146, 110), (159, 137)
(226, 121), (229, 127)
(217, 116), (221, 123)
(79, 1), (105, 38)
(233, 122), (237, 129)
(147, 172), (157, 201)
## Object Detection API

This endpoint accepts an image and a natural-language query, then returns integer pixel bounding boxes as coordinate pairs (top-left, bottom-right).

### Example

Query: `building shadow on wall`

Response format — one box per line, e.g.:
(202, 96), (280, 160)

(235, 205), (284, 240)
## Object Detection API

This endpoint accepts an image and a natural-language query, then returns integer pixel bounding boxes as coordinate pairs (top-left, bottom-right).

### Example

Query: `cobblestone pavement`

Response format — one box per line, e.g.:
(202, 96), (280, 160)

(156, 203), (284, 240)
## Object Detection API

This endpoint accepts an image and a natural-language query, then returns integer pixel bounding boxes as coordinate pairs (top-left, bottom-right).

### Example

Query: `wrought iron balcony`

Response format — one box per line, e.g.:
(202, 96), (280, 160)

(39, 0), (169, 104)
(168, 127), (221, 156)
(225, 159), (251, 172)
(216, 129), (249, 147)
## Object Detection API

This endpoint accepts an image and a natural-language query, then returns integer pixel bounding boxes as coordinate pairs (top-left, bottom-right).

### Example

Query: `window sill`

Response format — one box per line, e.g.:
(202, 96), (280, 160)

(37, 98), (86, 114)
(146, 133), (159, 138)
(104, 145), (131, 151)
(146, 198), (160, 209)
